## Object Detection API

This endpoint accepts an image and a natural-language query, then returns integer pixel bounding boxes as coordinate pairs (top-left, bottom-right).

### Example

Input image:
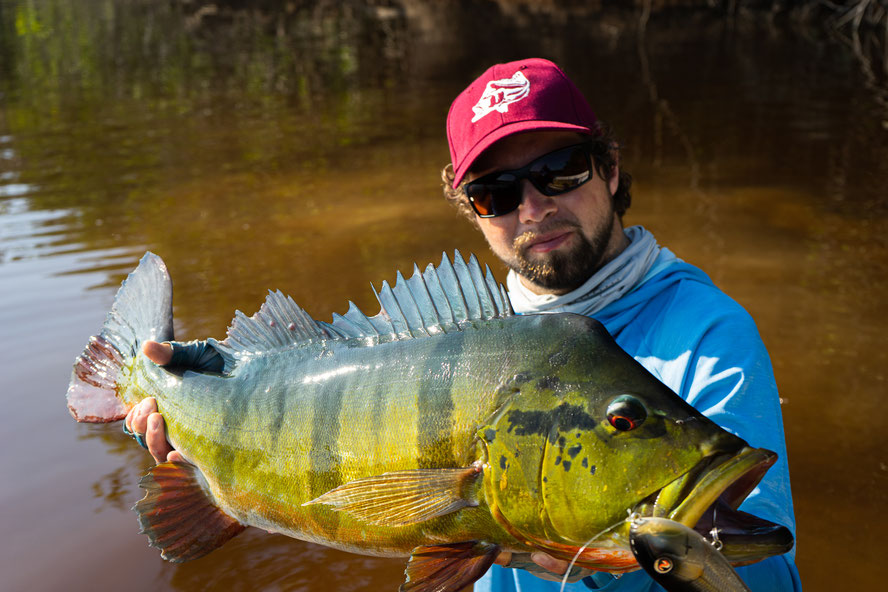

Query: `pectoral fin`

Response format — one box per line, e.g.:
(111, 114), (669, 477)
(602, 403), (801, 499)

(401, 541), (500, 592)
(303, 464), (482, 526)
(133, 461), (245, 562)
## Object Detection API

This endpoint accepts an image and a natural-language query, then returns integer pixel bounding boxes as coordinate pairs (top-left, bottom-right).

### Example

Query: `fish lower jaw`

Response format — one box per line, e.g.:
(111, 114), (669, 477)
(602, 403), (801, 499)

(631, 447), (793, 564)
(663, 446), (776, 527)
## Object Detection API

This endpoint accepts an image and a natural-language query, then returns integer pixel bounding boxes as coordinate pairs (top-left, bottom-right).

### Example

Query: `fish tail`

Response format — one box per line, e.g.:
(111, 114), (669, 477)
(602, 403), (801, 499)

(66, 252), (174, 422)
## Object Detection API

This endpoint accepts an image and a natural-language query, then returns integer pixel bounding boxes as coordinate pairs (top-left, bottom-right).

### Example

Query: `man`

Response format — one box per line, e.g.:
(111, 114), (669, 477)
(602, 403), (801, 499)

(128, 58), (801, 591)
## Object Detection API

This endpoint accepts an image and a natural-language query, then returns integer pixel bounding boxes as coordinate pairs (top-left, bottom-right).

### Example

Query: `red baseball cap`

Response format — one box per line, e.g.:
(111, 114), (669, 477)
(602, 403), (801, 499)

(446, 58), (599, 188)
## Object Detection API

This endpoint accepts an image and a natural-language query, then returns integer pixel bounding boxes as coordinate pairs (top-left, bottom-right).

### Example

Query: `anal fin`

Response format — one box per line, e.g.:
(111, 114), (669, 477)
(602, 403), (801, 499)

(133, 461), (245, 562)
(401, 541), (500, 592)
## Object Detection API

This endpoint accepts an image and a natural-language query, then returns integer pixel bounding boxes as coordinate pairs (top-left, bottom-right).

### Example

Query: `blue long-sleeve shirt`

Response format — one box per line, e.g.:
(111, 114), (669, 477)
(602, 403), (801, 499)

(475, 248), (802, 592)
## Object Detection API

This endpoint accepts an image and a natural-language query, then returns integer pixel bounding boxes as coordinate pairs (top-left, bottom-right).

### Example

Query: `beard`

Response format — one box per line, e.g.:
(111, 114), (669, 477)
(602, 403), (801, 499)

(507, 218), (614, 293)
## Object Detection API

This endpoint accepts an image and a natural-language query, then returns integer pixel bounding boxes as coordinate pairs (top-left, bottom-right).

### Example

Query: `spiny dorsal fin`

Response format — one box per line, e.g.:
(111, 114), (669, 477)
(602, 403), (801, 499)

(213, 252), (513, 369)
(331, 250), (513, 340)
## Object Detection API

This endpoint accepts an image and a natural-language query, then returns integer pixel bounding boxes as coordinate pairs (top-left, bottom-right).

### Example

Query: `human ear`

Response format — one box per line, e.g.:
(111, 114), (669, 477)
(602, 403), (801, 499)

(607, 142), (620, 196)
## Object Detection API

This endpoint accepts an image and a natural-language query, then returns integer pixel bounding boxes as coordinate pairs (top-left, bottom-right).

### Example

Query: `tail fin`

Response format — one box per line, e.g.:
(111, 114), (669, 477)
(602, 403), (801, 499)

(66, 252), (174, 422)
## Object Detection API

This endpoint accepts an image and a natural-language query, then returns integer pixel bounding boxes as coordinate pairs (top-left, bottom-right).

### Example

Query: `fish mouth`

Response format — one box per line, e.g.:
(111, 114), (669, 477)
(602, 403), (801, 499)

(634, 447), (794, 564)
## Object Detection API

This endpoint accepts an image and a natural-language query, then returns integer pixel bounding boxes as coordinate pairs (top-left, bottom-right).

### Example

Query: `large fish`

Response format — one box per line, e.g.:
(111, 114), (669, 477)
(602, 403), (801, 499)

(66, 252), (793, 591)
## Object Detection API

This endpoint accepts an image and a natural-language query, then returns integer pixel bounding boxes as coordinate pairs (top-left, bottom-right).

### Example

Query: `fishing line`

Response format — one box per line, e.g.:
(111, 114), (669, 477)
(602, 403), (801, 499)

(557, 514), (631, 592)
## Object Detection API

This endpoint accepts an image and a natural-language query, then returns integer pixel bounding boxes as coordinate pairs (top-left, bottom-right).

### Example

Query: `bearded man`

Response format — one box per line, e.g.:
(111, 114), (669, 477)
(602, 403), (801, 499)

(129, 58), (802, 592)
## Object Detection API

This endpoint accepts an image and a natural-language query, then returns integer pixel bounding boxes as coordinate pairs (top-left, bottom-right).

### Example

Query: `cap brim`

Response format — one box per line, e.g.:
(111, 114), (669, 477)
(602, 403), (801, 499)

(452, 121), (596, 188)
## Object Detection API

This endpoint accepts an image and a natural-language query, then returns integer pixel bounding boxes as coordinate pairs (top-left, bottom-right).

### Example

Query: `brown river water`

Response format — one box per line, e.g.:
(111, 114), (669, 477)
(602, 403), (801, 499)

(1, 1), (885, 590)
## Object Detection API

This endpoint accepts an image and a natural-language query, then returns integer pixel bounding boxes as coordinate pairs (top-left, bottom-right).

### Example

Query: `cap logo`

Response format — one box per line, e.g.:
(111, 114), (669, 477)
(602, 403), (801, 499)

(471, 71), (530, 123)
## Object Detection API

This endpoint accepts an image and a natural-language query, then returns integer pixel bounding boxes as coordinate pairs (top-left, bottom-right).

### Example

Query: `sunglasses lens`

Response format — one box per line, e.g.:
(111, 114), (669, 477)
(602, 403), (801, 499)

(464, 143), (594, 218)
(529, 146), (591, 195)
(466, 177), (522, 217)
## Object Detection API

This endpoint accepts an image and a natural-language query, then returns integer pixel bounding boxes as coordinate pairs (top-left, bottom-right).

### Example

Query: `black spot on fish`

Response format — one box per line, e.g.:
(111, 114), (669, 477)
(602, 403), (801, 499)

(590, 465), (597, 475)
(554, 455), (562, 466)
(500, 455), (508, 470)
(506, 403), (597, 439)
(535, 376), (560, 391)
(557, 436), (566, 448)
(543, 476), (548, 483)
(582, 457), (588, 468)
(563, 460), (571, 472)
(484, 428), (496, 442)
(506, 410), (545, 436)
(567, 445), (582, 459)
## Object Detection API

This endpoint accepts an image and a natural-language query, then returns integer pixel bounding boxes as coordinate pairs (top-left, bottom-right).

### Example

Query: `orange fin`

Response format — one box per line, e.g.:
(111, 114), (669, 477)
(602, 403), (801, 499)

(133, 461), (245, 562)
(401, 541), (500, 592)
(303, 464), (482, 526)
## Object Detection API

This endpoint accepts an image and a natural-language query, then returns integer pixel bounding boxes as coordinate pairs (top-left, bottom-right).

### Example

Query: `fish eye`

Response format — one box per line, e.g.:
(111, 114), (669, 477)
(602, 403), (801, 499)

(606, 395), (647, 431)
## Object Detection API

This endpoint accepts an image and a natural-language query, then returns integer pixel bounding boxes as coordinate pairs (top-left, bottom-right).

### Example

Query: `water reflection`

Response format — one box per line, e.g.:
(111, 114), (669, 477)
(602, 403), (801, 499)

(1, 1), (887, 591)
(168, 531), (404, 591)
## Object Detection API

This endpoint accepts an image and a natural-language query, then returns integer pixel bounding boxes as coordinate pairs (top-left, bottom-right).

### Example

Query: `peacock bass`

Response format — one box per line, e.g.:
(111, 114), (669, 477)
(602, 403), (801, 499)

(66, 252), (793, 591)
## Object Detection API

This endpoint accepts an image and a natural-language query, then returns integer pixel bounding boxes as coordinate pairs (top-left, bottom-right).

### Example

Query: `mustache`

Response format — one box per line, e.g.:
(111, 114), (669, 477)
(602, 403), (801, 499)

(513, 220), (582, 251)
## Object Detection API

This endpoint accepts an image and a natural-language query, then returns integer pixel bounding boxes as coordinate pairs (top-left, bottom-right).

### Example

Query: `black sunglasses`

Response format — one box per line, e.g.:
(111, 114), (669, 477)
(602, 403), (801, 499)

(464, 142), (598, 218)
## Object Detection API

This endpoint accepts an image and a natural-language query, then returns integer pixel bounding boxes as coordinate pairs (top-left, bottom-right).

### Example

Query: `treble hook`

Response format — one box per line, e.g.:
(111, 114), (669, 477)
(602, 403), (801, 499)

(707, 503), (723, 551)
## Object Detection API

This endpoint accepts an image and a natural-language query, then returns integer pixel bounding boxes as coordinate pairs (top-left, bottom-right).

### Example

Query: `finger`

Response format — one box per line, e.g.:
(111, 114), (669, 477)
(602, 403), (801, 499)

(530, 552), (570, 575)
(494, 551), (512, 567)
(143, 341), (173, 366)
(146, 412), (174, 464)
(131, 400), (148, 434)
(167, 451), (184, 463)
(125, 406), (135, 433)
(131, 397), (158, 435)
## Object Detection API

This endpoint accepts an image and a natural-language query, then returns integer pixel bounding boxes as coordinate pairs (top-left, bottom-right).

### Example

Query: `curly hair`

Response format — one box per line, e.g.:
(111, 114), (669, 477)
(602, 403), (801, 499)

(441, 124), (632, 224)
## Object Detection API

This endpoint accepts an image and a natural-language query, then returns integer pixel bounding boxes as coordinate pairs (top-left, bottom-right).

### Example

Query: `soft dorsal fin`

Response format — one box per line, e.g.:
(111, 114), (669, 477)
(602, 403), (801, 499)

(213, 252), (513, 370)
(212, 290), (338, 372)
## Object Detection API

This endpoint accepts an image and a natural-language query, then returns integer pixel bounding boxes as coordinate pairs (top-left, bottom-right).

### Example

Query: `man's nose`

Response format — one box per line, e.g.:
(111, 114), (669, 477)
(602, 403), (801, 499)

(517, 181), (558, 224)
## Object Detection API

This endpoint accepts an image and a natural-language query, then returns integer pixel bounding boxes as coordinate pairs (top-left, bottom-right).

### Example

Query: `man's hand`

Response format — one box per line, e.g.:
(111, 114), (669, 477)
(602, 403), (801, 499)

(121, 341), (184, 464)
(124, 396), (182, 464)
(494, 550), (591, 583)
